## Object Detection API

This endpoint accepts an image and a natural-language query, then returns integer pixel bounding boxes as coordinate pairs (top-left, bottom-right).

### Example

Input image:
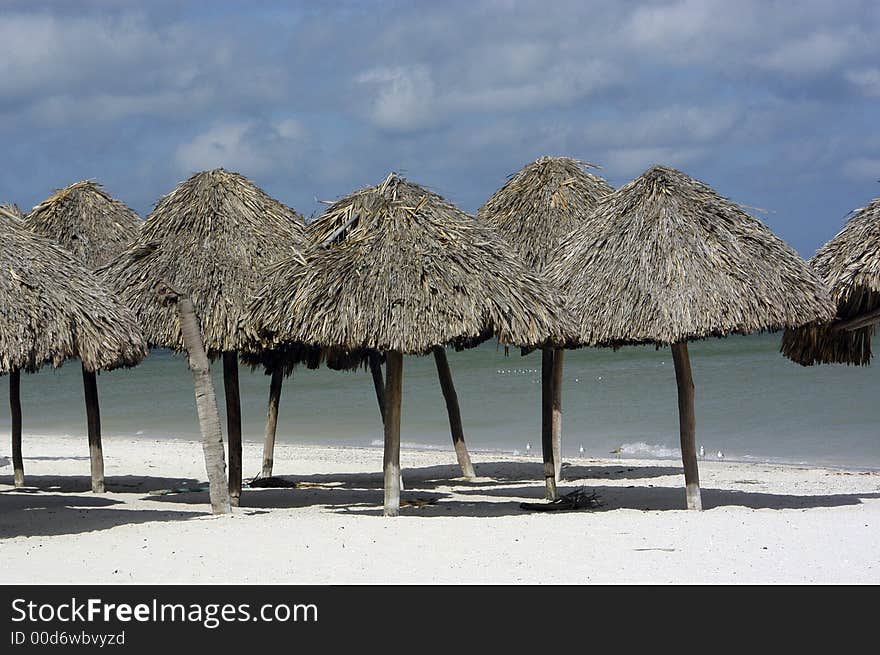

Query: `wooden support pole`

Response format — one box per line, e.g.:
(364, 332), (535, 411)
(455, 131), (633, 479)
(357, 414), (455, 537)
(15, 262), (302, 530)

(10, 369), (23, 488)
(155, 281), (230, 514)
(832, 306), (880, 332)
(672, 341), (702, 511)
(81, 365), (105, 493)
(383, 351), (403, 517)
(433, 346), (476, 478)
(541, 348), (558, 500)
(552, 347), (564, 482)
(368, 351), (386, 423)
(260, 366), (284, 479)
(223, 351), (242, 507)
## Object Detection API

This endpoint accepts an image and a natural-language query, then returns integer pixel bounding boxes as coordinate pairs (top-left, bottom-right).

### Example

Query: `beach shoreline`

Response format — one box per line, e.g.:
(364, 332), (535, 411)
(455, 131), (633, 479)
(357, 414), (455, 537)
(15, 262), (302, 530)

(1, 433), (878, 584)
(7, 426), (880, 474)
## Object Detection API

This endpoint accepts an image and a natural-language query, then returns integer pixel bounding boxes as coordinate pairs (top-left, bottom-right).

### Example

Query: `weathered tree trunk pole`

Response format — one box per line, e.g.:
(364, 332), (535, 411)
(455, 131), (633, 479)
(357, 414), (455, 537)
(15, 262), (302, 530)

(672, 341), (702, 511)
(10, 369), (23, 488)
(223, 351), (242, 507)
(383, 351), (403, 517)
(833, 306), (880, 332)
(540, 348), (558, 500)
(156, 281), (230, 514)
(260, 366), (284, 478)
(551, 347), (564, 482)
(81, 365), (105, 493)
(432, 346), (476, 478)
(368, 351), (386, 423)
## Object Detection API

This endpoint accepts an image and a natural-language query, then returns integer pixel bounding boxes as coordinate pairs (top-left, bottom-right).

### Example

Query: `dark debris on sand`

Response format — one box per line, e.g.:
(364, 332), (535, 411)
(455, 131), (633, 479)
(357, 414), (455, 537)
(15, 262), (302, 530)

(520, 487), (601, 512)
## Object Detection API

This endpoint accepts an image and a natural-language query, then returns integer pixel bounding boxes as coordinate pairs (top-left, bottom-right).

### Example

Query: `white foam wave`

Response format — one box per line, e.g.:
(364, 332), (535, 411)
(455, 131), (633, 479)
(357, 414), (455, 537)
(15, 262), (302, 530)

(369, 439), (446, 451)
(618, 442), (680, 458)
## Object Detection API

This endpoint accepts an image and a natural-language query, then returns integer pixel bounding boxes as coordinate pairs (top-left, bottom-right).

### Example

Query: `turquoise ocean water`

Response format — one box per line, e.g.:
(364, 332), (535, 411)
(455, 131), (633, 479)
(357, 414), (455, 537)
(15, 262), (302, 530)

(2, 333), (879, 471)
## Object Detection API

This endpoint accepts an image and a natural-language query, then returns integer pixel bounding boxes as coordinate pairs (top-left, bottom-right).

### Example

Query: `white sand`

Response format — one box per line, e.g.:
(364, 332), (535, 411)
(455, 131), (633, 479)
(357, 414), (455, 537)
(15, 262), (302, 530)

(1, 434), (878, 584)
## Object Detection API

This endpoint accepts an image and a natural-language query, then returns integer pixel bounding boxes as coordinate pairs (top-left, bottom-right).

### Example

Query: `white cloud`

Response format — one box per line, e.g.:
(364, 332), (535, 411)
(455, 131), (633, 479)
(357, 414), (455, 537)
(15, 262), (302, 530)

(355, 65), (439, 132)
(626, 0), (726, 54)
(846, 68), (880, 97)
(176, 123), (256, 173)
(354, 58), (615, 132)
(842, 157), (880, 182)
(174, 118), (309, 175)
(0, 10), (284, 127)
(583, 105), (742, 149)
(26, 88), (215, 126)
(449, 61), (614, 113)
(603, 146), (708, 178)
(758, 31), (858, 77)
(492, 41), (550, 78)
(277, 118), (307, 141)
(622, 1), (878, 84)
(0, 12), (180, 97)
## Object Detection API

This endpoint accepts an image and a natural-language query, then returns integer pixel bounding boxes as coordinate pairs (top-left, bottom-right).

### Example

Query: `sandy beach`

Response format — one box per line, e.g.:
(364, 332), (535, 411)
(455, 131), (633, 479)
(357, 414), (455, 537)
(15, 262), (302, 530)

(1, 434), (878, 585)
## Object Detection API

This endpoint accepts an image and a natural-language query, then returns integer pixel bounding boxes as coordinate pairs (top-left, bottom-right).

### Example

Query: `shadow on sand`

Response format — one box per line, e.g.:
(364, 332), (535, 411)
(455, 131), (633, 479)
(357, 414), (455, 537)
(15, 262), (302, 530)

(453, 484), (880, 512)
(139, 461), (880, 518)
(245, 461), (683, 490)
(0, 474), (204, 494)
(0, 488), (203, 539)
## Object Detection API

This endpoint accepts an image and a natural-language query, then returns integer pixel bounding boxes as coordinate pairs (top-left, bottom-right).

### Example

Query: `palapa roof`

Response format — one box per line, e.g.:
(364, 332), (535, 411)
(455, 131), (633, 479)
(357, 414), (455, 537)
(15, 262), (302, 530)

(0, 203), (23, 222)
(545, 165), (835, 347)
(782, 196), (880, 366)
(25, 181), (142, 269)
(244, 173), (566, 355)
(478, 156), (613, 271)
(0, 219), (147, 374)
(100, 168), (307, 355)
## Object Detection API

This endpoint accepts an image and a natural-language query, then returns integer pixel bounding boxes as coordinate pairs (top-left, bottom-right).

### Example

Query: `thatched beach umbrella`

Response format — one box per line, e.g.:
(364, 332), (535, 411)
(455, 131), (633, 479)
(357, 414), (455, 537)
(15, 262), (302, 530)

(26, 181), (142, 268)
(479, 156), (613, 492)
(252, 207), (486, 483)
(100, 169), (306, 505)
(782, 196), (880, 366)
(546, 165), (835, 510)
(245, 173), (566, 516)
(254, 222), (412, 481)
(25, 180), (142, 492)
(0, 218), (146, 488)
(0, 203), (23, 222)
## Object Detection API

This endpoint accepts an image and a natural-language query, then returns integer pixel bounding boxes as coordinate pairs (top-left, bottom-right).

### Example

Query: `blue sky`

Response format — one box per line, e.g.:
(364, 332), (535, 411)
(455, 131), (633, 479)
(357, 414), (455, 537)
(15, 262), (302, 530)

(1, 0), (877, 256)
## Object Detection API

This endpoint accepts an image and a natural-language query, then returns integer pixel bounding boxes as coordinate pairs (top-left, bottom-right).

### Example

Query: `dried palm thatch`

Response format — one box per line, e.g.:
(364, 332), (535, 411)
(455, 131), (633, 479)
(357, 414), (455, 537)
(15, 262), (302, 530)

(546, 164), (835, 512)
(245, 173), (566, 354)
(99, 168), (307, 355)
(546, 165), (835, 347)
(782, 196), (880, 366)
(25, 181), (142, 268)
(98, 169), (306, 504)
(246, 173), (566, 515)
(478, 156), (613, 496)
(0, 218), (147, 375)
(239, 343), (321, 375)
(22, 181), (145, 493)
(0, 203), (23, 222)
(478, 156), (613, 271)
